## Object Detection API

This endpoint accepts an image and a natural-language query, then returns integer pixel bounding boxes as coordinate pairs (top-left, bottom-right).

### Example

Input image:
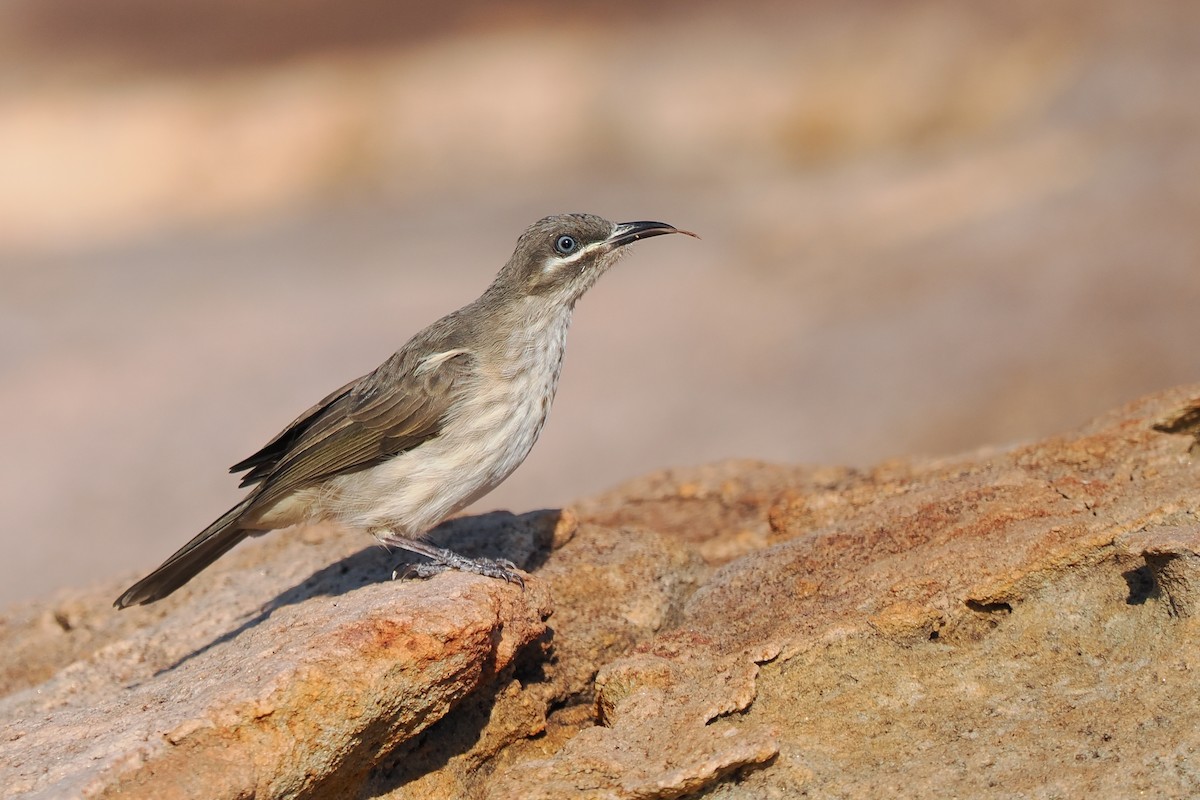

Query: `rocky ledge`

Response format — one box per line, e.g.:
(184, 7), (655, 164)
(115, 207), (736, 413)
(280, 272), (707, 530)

(4, 386), (1200, 798)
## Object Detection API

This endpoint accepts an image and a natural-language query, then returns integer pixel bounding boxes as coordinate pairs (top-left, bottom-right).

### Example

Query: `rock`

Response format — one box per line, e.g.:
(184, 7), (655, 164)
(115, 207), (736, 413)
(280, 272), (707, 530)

(4, 386), (1200, 798)
(1117, 525), (1200, 618)
(0, 519), (554, 800)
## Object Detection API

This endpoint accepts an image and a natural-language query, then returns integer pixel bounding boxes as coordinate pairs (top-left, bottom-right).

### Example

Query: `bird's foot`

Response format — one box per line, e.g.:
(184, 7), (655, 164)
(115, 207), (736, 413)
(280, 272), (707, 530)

(384, 538), (525, 588)
(392, 556), (524, 586)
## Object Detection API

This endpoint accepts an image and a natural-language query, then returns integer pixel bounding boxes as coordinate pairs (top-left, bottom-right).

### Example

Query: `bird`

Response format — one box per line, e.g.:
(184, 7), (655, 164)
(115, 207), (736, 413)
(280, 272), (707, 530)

(114, 213), (697, 608)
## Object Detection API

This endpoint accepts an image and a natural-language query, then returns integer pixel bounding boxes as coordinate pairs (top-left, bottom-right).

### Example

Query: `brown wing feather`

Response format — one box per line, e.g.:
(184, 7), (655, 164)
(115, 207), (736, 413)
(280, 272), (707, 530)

(113, 348), (471, 608)
(244, 348), (472, 511)
(231, 376), (360, 486)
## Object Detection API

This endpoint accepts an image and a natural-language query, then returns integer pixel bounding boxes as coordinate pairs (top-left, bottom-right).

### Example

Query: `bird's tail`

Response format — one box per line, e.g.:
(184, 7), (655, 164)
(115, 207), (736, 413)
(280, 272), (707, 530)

(114, 496), (257, 608)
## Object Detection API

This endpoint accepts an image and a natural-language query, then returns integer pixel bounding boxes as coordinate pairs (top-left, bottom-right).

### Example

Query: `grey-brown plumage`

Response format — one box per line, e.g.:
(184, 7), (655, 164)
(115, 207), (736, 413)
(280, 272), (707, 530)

(115, 214), (696, 608)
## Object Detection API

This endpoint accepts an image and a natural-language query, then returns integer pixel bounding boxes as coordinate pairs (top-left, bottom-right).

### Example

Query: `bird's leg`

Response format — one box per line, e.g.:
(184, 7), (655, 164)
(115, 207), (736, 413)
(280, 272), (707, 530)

(379, 533), (525, 588)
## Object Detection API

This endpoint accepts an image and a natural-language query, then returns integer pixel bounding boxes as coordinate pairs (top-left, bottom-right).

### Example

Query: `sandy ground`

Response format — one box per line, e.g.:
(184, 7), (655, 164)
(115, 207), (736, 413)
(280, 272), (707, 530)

(2, 0), (1198, 605)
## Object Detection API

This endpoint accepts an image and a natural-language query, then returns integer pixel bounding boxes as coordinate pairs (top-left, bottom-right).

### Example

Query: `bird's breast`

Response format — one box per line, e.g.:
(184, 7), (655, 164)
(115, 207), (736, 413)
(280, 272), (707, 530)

(471, 308), (572, 480)
(328, 307), (572, 535)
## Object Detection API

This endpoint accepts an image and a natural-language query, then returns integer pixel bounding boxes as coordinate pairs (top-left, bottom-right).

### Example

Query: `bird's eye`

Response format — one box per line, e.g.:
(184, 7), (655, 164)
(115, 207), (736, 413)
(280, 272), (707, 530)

(554, 235), (577, 255)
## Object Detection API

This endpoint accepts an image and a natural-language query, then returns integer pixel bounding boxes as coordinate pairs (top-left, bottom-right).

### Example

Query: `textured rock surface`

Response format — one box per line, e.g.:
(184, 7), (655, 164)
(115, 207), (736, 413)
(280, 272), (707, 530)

(0, 518), (556, 799)
(4, 386), (1200, 798)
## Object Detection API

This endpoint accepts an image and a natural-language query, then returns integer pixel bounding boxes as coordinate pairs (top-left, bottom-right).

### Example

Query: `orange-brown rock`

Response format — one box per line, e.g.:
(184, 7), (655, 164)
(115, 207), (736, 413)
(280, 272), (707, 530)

(3, 386), (1199, 798)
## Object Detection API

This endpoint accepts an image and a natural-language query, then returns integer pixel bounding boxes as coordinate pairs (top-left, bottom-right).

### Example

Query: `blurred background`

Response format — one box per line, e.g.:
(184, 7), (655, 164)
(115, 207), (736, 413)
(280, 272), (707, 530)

(2, 0), (1198, 606)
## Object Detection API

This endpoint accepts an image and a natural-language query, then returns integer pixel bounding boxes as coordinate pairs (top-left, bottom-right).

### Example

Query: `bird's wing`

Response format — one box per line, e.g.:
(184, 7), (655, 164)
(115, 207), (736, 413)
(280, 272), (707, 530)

(230, 377), (360, 485)
(237, 347), (474, 509)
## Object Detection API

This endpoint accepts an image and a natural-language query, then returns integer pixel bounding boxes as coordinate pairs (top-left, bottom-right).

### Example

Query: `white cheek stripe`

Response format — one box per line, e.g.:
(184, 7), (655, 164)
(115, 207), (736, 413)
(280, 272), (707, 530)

(542, 239), (609, 272)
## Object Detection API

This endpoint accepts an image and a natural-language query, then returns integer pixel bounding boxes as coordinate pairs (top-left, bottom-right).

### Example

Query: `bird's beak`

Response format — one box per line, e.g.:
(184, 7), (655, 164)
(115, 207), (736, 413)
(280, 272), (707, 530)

(607, 221), (700, 249)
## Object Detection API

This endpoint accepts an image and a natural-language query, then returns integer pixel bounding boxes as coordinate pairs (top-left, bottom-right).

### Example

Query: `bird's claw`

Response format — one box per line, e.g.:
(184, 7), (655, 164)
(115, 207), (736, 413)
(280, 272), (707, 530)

(391, 554), (525, 588)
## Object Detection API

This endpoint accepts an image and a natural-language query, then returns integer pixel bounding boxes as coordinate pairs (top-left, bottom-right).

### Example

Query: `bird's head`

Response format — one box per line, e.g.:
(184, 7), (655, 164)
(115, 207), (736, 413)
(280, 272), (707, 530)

(492, 213), (697, 307)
